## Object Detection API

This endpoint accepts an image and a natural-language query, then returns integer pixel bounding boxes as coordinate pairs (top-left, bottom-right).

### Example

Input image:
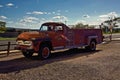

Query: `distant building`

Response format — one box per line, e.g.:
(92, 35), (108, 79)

(0, 21), (6, 28)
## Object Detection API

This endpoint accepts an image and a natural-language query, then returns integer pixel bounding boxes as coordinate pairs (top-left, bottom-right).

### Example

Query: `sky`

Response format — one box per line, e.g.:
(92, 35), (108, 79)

(0, 0), (120, 29)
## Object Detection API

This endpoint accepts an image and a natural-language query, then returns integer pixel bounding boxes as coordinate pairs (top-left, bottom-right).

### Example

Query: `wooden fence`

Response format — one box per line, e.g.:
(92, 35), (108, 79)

(0, 42), (16, 56)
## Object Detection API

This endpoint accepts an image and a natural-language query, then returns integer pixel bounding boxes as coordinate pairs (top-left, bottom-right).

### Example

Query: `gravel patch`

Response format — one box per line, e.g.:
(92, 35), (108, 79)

(0, 40), (120, 80)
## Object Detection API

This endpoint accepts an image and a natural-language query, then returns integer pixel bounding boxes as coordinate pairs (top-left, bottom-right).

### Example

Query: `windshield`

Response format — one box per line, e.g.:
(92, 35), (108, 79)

(40, 25), (54, 31)
(40, 25), (63, 31)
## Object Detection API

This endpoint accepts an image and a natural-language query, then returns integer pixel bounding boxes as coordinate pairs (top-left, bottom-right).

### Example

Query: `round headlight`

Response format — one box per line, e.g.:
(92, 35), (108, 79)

(24, 41), (32, 46)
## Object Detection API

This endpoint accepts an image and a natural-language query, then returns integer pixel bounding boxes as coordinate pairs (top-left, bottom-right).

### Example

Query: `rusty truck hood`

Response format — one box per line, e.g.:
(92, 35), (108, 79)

(17, 31), (46, 40)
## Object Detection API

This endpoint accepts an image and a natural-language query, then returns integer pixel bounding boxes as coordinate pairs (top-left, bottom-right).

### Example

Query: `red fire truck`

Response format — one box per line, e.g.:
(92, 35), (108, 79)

(16, 22), (103, 59)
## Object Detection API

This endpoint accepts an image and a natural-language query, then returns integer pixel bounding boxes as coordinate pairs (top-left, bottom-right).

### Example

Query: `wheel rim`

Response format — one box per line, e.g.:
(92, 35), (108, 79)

(90, 42), (96, 50)
(42, 47), (50, 58)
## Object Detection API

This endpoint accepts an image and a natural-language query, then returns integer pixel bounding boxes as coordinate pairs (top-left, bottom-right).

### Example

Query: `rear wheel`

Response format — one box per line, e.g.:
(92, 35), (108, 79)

(90, 41), (96, 51)
(85, 41), (96, 51)
(22, 51), (33, 58)
(38, 45), (51, 60)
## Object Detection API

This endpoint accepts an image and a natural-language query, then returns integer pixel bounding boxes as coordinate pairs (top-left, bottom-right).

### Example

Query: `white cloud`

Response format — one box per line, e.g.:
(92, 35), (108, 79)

(108, 12), (118, 17)
(53, 16), (67, 20)
(99, 15), (108, 18)
(0, 5), (3, 8)
(26, 10), (64, 16)
(8, 17), (41, 29)
(26, 11), (44, 15)
(12, 22), (28, 29)
(7, 16), (61, 29)
(83, 15), (90, 18)
(0, 16), (7, 19)
(108, 12), (118, 19)
(53, 16), (61, 19)
(27, 17), (39, 21)
(88, 21), (100, 25)
(53, 15), (68, 22)
(97, 18), (108, 22)
(26, 12), (32, 15)
(7, 21), (14, 24)
(99, 12), (118, 21)
(52, 12), (55, 14)
(32, 11), (44, 15)
(6, 3), (14, 7)
(20, 16), (39, 23)
(8, 15), (68, 29)
(41, 18), (46, 21)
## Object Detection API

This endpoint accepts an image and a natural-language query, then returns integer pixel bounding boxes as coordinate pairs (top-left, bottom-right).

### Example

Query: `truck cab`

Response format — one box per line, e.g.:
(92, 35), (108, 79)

(39, 22), (68, 48)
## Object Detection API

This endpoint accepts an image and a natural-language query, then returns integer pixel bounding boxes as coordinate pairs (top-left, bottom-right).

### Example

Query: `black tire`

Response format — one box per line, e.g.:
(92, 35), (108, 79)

(85, 41), (96, 51)
(85, 46), (90, 51)
(38, 45), (51, 60)
(89, 41), (96, 51)
(22, 51), (33, 58)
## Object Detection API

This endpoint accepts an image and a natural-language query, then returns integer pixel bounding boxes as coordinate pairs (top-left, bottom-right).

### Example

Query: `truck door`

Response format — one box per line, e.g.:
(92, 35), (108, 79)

(53, 25), (66, 48)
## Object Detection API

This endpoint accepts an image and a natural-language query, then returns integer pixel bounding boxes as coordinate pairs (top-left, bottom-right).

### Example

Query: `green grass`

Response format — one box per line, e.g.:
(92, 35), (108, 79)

(103, 31), (120, 34)
(0, 37), (16, 41)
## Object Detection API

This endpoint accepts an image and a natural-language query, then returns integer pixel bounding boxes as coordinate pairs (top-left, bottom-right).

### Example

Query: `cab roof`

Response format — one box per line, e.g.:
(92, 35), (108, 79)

(42, 22), (66, 26)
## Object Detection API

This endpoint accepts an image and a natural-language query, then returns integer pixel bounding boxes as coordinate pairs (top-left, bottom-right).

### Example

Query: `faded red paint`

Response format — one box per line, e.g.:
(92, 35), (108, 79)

(16, 22), (103, 52)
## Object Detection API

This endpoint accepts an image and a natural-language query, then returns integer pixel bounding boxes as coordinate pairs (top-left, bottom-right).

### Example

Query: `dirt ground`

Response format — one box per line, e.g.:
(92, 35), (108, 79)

(0, 40), (120, 80)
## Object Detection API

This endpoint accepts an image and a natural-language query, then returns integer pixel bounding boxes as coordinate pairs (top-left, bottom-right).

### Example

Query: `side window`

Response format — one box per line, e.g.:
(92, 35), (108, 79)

(48, 25), (54, 31)
(55, 26), (63, 31)
(40, 26), (48, 31)
(40, 25), (54, 31)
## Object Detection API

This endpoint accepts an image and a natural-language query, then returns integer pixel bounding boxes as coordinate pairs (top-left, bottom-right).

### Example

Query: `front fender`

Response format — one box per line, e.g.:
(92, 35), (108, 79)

(32, 38), (51, 52)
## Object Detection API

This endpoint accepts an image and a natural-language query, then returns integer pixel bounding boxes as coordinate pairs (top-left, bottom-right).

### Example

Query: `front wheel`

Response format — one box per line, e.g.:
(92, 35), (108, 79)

(38, 45), (51, 60)
(22, 51), (33, 58)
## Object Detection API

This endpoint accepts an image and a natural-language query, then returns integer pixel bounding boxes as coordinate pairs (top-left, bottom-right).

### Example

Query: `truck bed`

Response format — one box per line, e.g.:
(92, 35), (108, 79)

(66, 29), (103, 46)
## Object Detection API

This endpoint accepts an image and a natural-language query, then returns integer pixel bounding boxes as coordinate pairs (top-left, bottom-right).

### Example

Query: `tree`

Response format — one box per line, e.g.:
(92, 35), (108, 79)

(113, 17), (120, 22)
(0, 27), (6, 32)
(102, 16), (120, 40)
(74, 23), (89, 29)
(73, 23), (94, 29)
(75, 23), (84, 29)
(0, 21), (6, 32)
(103, 17), (120, 32)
